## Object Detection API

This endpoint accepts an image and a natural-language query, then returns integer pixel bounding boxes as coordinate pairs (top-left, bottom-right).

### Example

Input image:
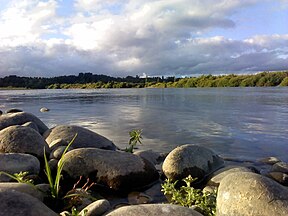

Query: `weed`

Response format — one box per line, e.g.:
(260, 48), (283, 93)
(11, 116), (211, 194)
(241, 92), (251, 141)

(161, 175), (217, 216)
(0, 171), (34, 185)
(125, 129), (143, 153)
(44, 133), (77, 199)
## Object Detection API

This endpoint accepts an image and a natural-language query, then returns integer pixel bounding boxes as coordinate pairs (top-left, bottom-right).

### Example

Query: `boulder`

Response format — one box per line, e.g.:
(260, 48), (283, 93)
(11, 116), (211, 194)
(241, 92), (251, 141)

(0, 189), (57, 216)
(62, 148), (159, 191)
(0, 112), (48, 134)
(134, 150), (166, 165)
(22, 121), (39, 132)
(0, 183), (44, 201)
(207, 166), (255, 187)
(258, 156), (281, 165)
(0, 125), (50, 158)
(50, 146), (73, 160)
(0, 153), (40, 182)
(162, 144), (224, 182)
(81, 199), (111, 216)
(43, 125), (117, 150)
(272, 162), (288, 173)
(105, 204), (203, 216)
(5, 108), (23, 113)
(268, 172), (288, 186)
(217, 172), (288, 216)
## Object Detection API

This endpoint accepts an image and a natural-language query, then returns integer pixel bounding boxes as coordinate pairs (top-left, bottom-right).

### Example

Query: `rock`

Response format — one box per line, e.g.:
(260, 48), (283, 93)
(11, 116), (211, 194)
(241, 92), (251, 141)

(0, 189), (58, 216)
(217, 172), (288, 216)
(207, 166), (255, 187)
(268, 172), (288, 186)
(162, 144), (224, 182)
(0, 125), (50, 158)
(40, 107), (50, 112)
(43, 125), (117, 151)
(0, 110), (2, 116)
(81, 199), (111, 216)
(134, 150), (166, 165)
(0, 153), (40, 182)
(22, 121), (39, 132)
(48, 138), (68, 151)
(0, 112), (48, 134)
(259, 156), (281, 165)
(62, 148), (159, 191)
(143, 180), (167, 203)
(105, 204), (203, 216)
(5, 108), (23, 113)
(272, 162), (288, 174)
(0, 182), (44, 201)
(50, 146), (73, 160)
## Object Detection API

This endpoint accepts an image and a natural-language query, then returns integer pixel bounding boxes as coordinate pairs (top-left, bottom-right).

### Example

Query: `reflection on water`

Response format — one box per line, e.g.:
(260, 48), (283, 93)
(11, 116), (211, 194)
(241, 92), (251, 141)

(1, 88), (288, 161)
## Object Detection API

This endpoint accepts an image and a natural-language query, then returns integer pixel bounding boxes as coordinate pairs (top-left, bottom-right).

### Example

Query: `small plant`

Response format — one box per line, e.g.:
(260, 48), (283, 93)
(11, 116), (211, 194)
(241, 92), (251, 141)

(125, 129), (143, 153)
(161, 175), (217, 216)
(44, 133), (77, 199)
(0, 171), (34, 185)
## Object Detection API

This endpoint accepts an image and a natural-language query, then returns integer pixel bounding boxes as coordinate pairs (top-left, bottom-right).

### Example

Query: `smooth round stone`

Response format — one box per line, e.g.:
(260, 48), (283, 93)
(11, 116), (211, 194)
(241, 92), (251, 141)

(105, 204), (203, 216)
(162, 144), (224, 182)
(62, 148), (159, 191)
(22, 121), (39, 132)
(44, 125), (117, 151)
(0, 125), (50, 158)
(0, 189), (58, 216)
(272, 162), (288, 174)
(49, 146), (73, 160)
(0, 183), (44, 201)
(207, 166), (254, 187)
(5, 108), (23, 113)
(217, 172), (288, 216)
(258, 157), (281, 165)
(0, 153), (40, 182)
(268, 172), (288, 186)
(40, 107), (50, 112)
(0, 112), (48, 134)
(80, 199), (111, 216)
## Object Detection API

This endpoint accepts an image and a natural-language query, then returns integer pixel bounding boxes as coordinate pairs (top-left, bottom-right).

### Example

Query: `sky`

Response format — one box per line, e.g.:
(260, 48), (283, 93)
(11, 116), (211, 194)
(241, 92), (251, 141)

(0, 0), (288, 78)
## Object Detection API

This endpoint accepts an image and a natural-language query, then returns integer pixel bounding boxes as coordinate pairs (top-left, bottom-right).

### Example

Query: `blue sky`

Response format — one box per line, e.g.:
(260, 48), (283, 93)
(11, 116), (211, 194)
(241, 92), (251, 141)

(0, 0), (287, 77)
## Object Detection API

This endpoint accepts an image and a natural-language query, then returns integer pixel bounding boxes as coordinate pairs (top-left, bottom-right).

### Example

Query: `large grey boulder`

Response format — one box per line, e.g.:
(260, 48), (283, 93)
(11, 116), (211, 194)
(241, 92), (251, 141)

(0, 125), (50, 158)
(0, 112), (48, 134)
(217, 172), (288, 216)
(0, 153), (40, 182)
(43, 125), (117, 151)
(207, 166), (255, 187)
(62, 148), (159, 191)
(0, 183), (44, 201)
(105, 204), (203, 216)
(0, 189), (57, 216)
(162, 144), (224, 182)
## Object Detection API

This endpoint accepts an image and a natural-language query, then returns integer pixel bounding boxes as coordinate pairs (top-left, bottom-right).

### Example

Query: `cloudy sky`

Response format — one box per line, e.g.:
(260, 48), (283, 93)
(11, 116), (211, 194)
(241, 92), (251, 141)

(0, 0), (288, 78)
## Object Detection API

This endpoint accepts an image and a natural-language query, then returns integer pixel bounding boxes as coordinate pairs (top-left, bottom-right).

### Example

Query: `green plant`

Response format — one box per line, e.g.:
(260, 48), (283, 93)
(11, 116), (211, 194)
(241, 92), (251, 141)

(0, 171), (34, 185)
(63, 207), (88, 216)
(125, 129), (143, 153)
(161, 175), (217, 216)
(44, 133), (78, 199)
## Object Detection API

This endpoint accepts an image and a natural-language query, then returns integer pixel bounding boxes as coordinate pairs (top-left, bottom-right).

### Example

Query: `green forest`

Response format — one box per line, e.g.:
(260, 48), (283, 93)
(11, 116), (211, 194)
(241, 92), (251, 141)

(1, 71), (288, 89)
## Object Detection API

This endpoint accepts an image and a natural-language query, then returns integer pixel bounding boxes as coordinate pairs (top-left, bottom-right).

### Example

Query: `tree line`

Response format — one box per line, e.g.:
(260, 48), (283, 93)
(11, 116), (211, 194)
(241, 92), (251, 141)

(0, 71), (288, 89)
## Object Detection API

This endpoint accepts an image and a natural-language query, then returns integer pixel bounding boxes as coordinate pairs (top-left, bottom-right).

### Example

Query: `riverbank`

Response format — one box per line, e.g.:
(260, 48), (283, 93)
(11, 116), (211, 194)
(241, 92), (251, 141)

(1, 71), (288, 89)
(1, 110), (288, 215)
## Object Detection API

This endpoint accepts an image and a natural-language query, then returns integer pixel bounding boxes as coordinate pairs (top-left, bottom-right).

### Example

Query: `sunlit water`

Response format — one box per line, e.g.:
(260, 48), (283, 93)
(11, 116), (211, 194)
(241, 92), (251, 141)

(1, 88), (288, 161)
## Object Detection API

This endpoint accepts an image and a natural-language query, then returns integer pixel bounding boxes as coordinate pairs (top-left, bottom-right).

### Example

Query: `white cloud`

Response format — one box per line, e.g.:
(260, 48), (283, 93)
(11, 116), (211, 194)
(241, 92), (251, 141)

(0, 0), (287, 77)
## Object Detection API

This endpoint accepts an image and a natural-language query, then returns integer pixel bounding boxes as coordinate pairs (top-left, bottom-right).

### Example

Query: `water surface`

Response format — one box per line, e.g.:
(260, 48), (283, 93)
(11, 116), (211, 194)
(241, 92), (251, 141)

(1, 88), (287, 161)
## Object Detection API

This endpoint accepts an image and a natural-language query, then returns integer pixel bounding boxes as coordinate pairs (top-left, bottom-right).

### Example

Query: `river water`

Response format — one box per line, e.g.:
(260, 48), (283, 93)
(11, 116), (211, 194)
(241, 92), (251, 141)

(1, 88), (288, 161)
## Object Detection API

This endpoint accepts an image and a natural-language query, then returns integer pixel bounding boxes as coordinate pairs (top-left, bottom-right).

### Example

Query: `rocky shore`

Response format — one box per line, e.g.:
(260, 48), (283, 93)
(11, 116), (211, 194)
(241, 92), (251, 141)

(0, 109), (288, 216)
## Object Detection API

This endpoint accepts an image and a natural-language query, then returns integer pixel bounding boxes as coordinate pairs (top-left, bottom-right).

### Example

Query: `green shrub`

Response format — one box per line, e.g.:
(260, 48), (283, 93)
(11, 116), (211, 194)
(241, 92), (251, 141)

(161, 175), (217, 216)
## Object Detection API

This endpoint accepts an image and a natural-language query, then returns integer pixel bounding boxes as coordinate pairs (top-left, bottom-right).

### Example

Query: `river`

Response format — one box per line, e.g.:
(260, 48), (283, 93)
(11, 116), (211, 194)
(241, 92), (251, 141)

(1, 87), (288, 161)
